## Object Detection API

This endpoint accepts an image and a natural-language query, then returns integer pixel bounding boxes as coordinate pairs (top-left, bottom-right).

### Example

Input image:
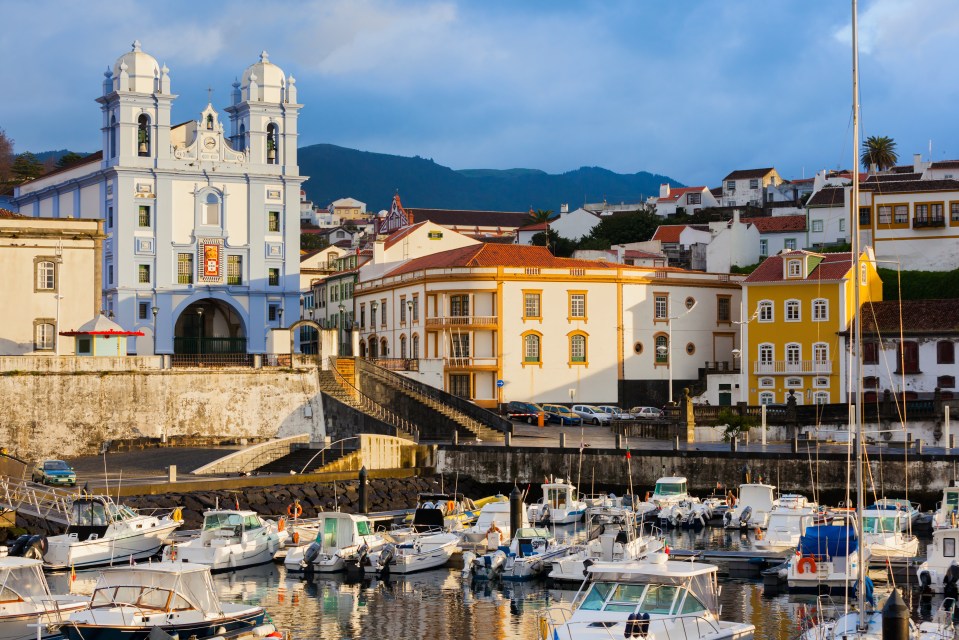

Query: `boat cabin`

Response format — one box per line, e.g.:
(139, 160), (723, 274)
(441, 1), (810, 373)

(504, 527), (552, 558)
(862, 513), (900, 535)
(940, 487), (959, 523)
(0, 557), (51, 604)
(88, 563), (223, 616)
(929, 529), (959, 562)
(315, 512), (374, 550)
(542, 482), (577, 510)
(652, 477), (688, 504)
(67, 497), (138, 541)
(200, 510), (266, 542)
(571, 559), (720, 620)
(737, 484), (776, 509)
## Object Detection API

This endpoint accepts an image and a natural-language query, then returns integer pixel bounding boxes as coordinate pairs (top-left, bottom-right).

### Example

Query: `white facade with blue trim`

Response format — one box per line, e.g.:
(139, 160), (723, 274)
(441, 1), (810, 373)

(14, 42), (306, 355)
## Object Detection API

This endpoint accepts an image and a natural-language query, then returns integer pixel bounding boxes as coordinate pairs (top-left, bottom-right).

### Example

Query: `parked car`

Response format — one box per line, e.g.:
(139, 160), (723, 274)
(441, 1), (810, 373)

(630, 406), (664, 421)
(505, 401), (545, 424)
(571, 405), (613, 426)
(541, 404), (583, 426)
(31, 459), (77, 486)
(597, 405), (634, 420)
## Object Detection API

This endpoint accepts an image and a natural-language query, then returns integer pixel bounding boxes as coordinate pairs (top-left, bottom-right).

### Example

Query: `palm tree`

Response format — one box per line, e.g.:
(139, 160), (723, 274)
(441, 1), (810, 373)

(860, 135), (899, 171)
(525, 208), (553, 225)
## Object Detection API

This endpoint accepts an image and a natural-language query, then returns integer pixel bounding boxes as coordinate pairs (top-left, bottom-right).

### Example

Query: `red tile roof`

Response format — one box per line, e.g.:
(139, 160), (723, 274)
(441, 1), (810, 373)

(0, 208), (25, 218)
(723, 168), (776, 181)
(741, 215), (806, 233)
(745, 251), (853, 284)
(405, 208), (530, 229)
(657, 187), (708, 203)
(522, 222), (548, 231)
(930, 161), (959, 170)
(651, 224), (708, 243)
(624, 249), (665, 260)
(384, 244), (615, 277)
(383, 221), (428, 249)
(860, 300), (959, 335)
(807, 187), (845, 208)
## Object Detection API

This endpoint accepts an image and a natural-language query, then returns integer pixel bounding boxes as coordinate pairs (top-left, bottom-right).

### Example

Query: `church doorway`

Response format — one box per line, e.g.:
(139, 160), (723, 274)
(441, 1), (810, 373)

(173, 299), (247, 354)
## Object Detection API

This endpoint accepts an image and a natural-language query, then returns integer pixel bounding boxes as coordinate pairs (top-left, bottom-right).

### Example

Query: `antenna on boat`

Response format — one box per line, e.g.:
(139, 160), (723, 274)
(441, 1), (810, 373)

(102, 447), (110, 499)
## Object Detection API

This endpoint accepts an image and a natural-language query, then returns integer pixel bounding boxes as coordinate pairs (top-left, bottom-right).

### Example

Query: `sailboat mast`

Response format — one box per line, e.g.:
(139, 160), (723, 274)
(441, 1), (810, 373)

(851, 0), (867, 626)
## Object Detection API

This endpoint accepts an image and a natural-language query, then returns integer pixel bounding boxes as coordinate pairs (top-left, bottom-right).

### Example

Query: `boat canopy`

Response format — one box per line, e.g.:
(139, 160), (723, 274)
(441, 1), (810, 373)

(799, 525), (858, 558)
(91, 563), (222, 617)
(0, 557), (50, 601)
(586, 560), (719, 613)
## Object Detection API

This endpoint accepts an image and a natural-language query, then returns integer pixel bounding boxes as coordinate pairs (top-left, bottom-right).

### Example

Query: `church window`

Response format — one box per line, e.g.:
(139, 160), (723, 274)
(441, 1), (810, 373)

(34, 322), (55, 351)
(138, 264), (151, 284)
(238, 124), (246, 152)
(110, 114), (117, 158)
(268, 211), (280, 232)
(138, 302), (149, 320)
(138, 205), (151, 227)
(177, 253), (194, 284)
(36, 261), (56, 291)
(107, 206), (113, 228)
(203, 193), (220, 226)
(268, 268), (280, 286)
(137, 114), (151, 157)
(227, 256), (243, 285)
(268, 304), (278, 323)
(266, 123), (279, 164)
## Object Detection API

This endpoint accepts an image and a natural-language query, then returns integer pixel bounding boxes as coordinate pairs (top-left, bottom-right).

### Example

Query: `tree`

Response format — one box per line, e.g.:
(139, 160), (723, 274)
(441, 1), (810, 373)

(531, 229), (576, 257)
(300, 232), (329, 252)
(525, 209), (553, 225)
(583, 210), (662, 247)
(861, 135), (898, 171)
(56, 152), (86, 169)
(10, 152), (43, 184)
(0, 129), (13, 193)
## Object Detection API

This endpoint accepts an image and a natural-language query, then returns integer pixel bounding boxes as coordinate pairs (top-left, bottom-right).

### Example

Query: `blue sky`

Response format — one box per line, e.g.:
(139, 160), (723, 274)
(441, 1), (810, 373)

(3, 0), (958, 187)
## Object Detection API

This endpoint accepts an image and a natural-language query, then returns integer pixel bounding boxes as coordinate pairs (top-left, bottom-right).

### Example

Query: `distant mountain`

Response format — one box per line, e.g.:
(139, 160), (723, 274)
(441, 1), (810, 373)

(33, 150), (94, 163)
(298, 144), (683, 212)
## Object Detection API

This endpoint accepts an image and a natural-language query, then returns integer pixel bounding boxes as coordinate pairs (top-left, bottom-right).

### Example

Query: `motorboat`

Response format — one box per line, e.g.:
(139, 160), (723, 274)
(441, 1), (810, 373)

(365, 509), (460, 575)
(755, 505), (819, 554)
(861, 508), (919, 558)
(161, 509), (287, 572)
(539, 555), (755, 639)
(786, 524), (867, 595)
(933, 486), (959, 530)
(918, 528), (959, 595)
(868, 498), (920, 532)
(527, 479), (586, 525)
(0, 556), (88, 640)
(42, 496), (181, 570)
(59, 562), (274, 640)
(677, 501), (713, 529)
(284, 511), (385, 573)
(648, 477), (702, 528)
(460, 499), (527, 551)
(465, 527), (573, 582)
(391, 493), (476, 541)
(549, 507), (663, 582)
(723, 483), (778, 530)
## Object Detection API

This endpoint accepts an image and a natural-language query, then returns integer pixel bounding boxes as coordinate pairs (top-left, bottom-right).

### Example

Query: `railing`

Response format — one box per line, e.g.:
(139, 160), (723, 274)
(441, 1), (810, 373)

(326, 358), (419, 441)
(703, 360), (739, 374)
(355, 357), (511, 434)
(171, 353), (254, 368)
(173, 337), (247, 354)
(445, 356), (497, 368)
(754, 360), (832, 374)
(425, 315), (498, 328)
(191, 434), (312, 475)
(369, 358), (419, 372)
(914, 218), (945, 229)
(0, 476), (74, 524)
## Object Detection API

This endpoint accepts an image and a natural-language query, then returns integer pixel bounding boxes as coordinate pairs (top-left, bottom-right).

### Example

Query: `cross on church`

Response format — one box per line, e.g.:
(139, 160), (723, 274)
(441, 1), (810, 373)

(207, 86), (213, 103)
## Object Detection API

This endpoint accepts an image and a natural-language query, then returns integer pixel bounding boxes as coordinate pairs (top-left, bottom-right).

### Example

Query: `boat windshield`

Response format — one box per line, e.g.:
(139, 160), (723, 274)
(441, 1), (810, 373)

(655, 482), (686, 496)
(862, 516), (899, 534)
(947, 491), (959, 508)
(357, 520), (372, 536)
(106, 503), (137, 521)
(91, 586), (191, 612)
(92, 568), (223, 617)
(203, 513), (245, 531)
(547, 488), (570, 508)
(0, 563), (49, 602)
(576, 582), (697, 616)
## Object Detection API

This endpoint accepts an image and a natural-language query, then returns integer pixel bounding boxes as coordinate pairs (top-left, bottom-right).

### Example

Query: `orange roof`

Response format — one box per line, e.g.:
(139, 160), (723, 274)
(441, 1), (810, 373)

(0, 208), (25, 219)
(384, 244), (615, 277)
(741, 215), (806, 233)
(383, 221), (429, 249)
(745, 251), (853, 284)
(522, 221), (548, 231)
(651, 225), (693, 243)
(657, 187), (708, 203)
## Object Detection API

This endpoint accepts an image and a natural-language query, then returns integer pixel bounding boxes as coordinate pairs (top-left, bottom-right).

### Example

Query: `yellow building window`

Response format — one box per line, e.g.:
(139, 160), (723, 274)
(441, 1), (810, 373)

(523, 291), (542, 321)
(568, 292), (587, 321)
(568, 331), (588, 366)
(521, 331), (543, 367)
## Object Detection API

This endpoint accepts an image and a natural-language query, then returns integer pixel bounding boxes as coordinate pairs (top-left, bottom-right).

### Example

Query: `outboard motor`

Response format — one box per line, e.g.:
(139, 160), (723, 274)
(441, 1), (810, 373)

(7, 534), (30, 557)
(945, 564), (959, 600)
(377, 544), (396, 578)
(582, 558), (594, 576)
(461, 551), (476, 576)
(723, 511), (733, 528)
(489, 550), (507, 578)
(739, 506), (753, 528)
(22, 535), (46, 560)
(301, 541), (321, 573)
(918, 570), (933, 594)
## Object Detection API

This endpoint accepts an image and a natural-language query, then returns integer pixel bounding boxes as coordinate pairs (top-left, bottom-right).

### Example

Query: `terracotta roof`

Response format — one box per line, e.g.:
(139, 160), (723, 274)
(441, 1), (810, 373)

(651, 224), (708, 243)
(0, 208), (25, 218)
(710, 186), (723, 197)
(657, 186), (708, 203)
(384, 244), (615, 278)
(383, 221), (429, 249)
(860, 300), (959, 336)
(741, 215), (806, 233)
(930, 161), (959, 170)
(861, 179), (959, 193)
(623, 249), (665, 260)
(404, 208), (530, 229)
(863, 172), (922, 183)
(522, 222), (548, 231)
(59, 314), (143, 337)
(723, 168), (776, 181)
(807, 187), (846, 208)
(744, 251), (853, 284)
(24, 151), (102, 183)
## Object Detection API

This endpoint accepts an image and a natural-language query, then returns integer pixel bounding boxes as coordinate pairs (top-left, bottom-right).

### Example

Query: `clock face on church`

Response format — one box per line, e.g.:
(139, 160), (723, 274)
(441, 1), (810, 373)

(204, 137), (217, 150)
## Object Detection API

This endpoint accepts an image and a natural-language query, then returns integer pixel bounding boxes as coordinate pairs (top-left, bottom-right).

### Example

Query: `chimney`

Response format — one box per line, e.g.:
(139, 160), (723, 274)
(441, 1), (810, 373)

(914, 153), (922, 173)
(560, 203), (569, 214)
(660, 183), (670, 198)
(373, 239), (385, 264)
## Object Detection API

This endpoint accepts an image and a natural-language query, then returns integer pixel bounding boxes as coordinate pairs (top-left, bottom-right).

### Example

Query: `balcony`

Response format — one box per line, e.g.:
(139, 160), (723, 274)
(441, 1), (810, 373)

(445, 356), (498, 369)
(425, 315), (498, 329)
(913, 218), (945, 229)
(754, 360), (833, 375)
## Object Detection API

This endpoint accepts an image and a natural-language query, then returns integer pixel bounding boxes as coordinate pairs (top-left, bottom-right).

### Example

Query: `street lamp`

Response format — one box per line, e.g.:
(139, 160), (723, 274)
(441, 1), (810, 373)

(151, 305), (159, 355)
(197, 307), (204, 354)
(278, 307), (284, 328)
(663, 300), (698, 405)
(732, 305), (759, 405)
(407, 299), (414, 324)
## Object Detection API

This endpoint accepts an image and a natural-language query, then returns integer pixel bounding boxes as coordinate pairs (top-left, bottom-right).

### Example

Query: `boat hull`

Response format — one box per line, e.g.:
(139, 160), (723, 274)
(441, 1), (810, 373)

(45, 521), (180, 570)
(60, 610), (264, 640)
(0, 600), (89, 640)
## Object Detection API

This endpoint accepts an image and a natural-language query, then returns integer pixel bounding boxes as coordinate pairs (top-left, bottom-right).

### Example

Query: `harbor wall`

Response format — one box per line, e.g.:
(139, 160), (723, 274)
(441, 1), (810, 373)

(0, 369), (322, 459)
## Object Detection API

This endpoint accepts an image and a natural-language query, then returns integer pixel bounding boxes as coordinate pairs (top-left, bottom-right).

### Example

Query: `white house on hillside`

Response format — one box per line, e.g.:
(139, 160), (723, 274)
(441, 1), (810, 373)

(721, 168), (783, 208)
(549, 204), (600, 240)
(648, 184), (719, 217)
(705, 211), (761, 273)
(741, 215), (806, 258)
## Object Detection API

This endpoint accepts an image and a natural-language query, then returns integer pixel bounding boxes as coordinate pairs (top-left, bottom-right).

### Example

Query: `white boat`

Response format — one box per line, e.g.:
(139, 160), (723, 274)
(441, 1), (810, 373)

(60, 562), (273, 640)
(549, 507), (663, 582)
(786, 524), (867, 595)
(868, 498), (920, 532)
(460, 500), (527, 550)
(0, 556), (88, 640)
(861, 508), (919, 558)
(648, 476), (702, 528)
(284, 511), (385, 573)
(918, 528), (959, 595)
(539, 555), (755, 639)
(365, 508), (459, 575)
(161, 509), (286, 572)
(932, 486), (959, 529)
(393, 493), (476, 537)
(43, 496), (181, 570)
(527, 479), (586, 525)
(467, 526), (573, 582)
(755, 503), (819, 554)
(723, 483), (778, 530)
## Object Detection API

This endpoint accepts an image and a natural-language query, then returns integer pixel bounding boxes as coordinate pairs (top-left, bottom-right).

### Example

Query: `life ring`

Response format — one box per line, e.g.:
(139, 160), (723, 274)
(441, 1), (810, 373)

(797, 555), (817, 574)
(172, 507), (183, 522)
(292, 531), (300, 544)
(755, 527), (763, 540)
(278, 517), (286, 532)
(287, 502), (303, 518)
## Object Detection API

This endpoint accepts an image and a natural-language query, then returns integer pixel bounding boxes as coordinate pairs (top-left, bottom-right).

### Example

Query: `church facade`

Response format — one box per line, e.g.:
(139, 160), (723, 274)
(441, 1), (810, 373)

(14, 42), (306, 355)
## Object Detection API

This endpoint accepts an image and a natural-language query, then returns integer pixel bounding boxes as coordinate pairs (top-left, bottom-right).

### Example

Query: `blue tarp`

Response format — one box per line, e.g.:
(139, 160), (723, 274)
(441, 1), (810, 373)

(799, 525), (858, 558)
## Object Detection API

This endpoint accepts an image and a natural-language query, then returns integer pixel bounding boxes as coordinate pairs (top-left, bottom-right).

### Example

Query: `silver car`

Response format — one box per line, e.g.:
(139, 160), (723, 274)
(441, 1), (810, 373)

(597, 405), (634, 420)
(571, 404), (613, 425)
(631, 406), (664, 420)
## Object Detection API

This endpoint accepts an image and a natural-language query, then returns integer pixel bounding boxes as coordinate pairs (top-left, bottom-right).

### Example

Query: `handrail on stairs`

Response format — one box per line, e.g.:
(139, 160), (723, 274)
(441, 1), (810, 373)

(325, 358), (419, 441)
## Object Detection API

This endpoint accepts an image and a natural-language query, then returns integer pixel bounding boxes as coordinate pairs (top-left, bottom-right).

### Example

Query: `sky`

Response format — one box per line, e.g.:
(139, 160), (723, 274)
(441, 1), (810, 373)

(2, 0), (959, 187)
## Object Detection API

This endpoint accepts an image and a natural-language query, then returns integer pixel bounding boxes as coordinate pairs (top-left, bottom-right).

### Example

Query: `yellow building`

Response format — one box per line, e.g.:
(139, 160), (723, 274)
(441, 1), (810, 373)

(742, 248), (881, 405)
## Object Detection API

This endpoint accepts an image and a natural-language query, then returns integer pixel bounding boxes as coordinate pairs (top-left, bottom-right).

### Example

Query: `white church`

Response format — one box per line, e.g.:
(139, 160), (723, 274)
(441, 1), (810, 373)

(13, 42), (306, 356)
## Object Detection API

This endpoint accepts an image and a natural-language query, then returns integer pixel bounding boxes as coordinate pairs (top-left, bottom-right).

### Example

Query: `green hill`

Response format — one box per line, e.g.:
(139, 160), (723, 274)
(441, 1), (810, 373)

(298, 144), (682, 212)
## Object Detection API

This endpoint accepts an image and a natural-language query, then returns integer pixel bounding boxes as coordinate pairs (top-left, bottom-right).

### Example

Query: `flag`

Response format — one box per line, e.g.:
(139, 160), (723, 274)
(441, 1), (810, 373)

(70, 565), (76, 582)
(625, 450), (631, 460)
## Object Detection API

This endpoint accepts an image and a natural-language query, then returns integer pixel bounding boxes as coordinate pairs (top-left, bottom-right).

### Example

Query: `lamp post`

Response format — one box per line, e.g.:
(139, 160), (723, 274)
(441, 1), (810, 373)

(338, 303), (345, 353)
(662, 300), (698, 405)
(197, 307), (204, 355)
(151, 305), (159, 355)
(278, 307), (284, 328)
(54, 294), (64, 356)
(407, 299), (414, 324)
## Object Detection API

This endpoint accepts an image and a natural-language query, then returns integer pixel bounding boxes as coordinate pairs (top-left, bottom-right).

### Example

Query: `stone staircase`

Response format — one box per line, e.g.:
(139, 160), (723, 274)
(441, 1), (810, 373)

(316, 367), (420, 441)
(254, 445), (357, 475)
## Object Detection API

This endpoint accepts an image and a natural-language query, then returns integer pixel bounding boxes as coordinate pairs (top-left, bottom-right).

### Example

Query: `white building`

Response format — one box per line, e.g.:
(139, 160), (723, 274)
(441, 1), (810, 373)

(648, 184), (719, 217)
(721, 168), (783, 208)
(13, 44), (305, 356)
(742, 215), (807, 259)
(0, 211), (104, 355)
(548, 205), (600, 240)
(705, 211), (761, 273)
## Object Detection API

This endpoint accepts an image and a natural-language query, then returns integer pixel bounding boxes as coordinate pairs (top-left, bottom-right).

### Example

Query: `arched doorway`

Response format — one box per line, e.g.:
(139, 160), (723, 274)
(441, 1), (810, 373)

(368, 337), (378, 359)
(173, 299), (246, 354)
